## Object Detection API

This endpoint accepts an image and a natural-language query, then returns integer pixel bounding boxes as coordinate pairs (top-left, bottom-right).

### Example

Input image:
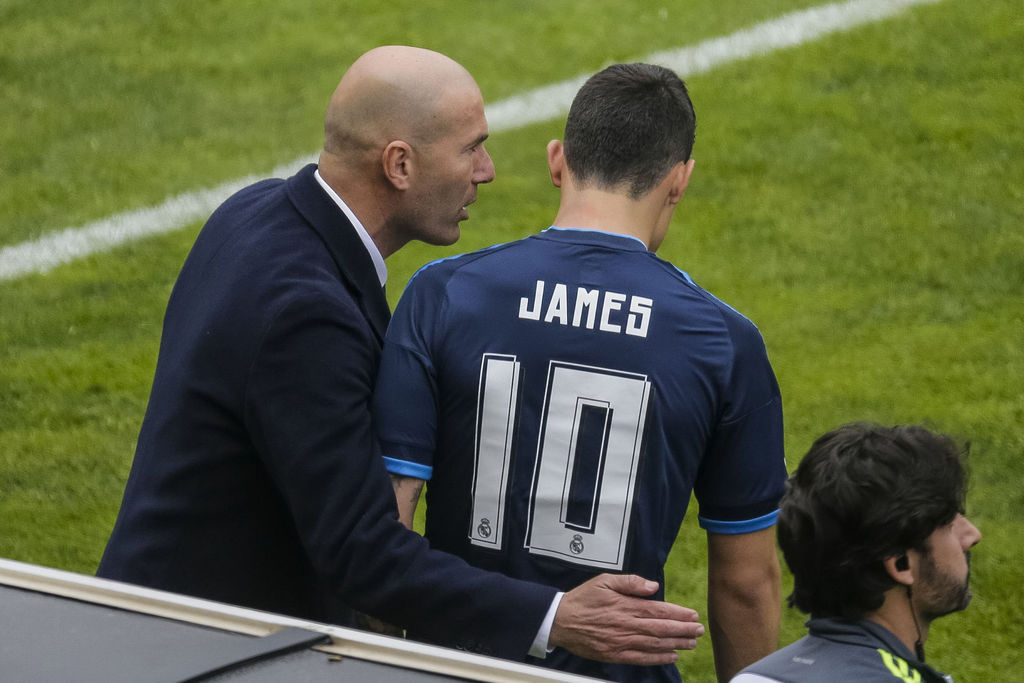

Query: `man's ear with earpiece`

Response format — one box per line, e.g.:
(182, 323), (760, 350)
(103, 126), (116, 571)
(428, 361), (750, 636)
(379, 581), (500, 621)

(884, 553), (914, 586)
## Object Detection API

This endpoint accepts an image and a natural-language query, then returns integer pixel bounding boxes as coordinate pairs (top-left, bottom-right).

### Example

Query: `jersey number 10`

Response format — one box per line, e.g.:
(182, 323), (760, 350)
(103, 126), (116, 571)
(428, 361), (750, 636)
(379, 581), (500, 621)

(470, 354), (650, 570)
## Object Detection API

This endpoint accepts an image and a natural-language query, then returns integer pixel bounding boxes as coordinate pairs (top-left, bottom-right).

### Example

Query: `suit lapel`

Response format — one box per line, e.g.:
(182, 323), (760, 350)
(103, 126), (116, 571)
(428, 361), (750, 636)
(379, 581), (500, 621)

(285, 164), (391, 344)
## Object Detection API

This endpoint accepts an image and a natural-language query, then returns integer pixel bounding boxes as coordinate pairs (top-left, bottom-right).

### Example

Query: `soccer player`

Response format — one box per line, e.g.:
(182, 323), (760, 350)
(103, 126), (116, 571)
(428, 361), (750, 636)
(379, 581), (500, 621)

(374, 62), (787, 681)
(732, 423), (981, 682)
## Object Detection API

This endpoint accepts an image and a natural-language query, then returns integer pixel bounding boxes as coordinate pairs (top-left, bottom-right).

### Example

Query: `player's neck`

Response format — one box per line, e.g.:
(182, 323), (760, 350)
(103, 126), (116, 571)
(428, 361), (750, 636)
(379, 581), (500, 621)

(551, 188), (662, 249)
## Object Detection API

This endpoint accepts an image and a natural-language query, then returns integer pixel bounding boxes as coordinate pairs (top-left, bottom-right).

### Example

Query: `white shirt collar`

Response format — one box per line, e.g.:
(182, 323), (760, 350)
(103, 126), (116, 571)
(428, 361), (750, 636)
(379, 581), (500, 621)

(314, 168), (387, 287)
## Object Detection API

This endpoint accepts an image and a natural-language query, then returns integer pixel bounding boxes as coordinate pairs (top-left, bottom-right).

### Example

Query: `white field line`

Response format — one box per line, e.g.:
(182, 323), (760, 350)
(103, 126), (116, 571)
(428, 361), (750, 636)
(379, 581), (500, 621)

(0, 0), (943, 282)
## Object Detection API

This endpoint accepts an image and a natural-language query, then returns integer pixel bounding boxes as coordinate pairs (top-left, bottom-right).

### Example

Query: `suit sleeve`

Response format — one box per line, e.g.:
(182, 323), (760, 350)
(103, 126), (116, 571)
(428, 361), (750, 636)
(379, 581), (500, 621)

(243, 290), (555, 658)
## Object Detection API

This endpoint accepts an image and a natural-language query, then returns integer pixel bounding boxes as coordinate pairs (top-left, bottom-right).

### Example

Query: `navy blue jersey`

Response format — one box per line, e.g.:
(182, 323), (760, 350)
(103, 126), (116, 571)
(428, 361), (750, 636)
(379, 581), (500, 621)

(374, 228), (786, 680)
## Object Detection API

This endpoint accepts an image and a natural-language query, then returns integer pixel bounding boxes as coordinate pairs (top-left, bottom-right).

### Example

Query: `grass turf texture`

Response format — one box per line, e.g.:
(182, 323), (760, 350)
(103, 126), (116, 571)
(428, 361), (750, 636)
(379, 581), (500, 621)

(2, 0), (1021, 678)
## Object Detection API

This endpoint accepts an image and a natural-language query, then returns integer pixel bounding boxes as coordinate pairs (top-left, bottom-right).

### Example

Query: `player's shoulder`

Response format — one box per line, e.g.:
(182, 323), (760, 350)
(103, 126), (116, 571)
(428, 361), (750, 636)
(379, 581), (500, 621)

(407, 238), (529, 287)
(648, 254), (764, 337)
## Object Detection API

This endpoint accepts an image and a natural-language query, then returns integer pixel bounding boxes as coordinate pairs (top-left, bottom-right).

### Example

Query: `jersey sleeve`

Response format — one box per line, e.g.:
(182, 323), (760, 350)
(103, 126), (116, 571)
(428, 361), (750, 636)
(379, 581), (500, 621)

(373, 266), (445, 480)
(695, 311), (787, 533)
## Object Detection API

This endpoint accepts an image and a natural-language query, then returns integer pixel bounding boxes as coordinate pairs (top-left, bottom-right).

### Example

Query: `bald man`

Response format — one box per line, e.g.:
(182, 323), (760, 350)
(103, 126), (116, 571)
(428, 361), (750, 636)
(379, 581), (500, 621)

(98, 47), (703, 664)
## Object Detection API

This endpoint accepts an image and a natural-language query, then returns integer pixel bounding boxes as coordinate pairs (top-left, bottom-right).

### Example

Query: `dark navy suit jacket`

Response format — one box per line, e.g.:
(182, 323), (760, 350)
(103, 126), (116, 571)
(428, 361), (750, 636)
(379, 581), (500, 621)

(98, 164), (555, 657)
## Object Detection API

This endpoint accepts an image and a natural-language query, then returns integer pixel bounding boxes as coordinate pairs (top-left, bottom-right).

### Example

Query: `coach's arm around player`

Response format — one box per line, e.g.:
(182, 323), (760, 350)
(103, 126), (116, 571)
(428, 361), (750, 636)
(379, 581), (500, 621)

(97, 45), (709, 670)
(551, 573), (705, 664)
(392, 474), (705, 664)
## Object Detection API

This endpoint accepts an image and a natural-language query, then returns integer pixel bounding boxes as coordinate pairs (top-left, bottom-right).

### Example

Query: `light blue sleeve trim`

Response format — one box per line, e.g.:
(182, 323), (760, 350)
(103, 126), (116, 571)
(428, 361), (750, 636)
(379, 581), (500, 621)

(382, 456), (432, 481)
(670, 263), (697, 287)
(699, 510), (778, 535)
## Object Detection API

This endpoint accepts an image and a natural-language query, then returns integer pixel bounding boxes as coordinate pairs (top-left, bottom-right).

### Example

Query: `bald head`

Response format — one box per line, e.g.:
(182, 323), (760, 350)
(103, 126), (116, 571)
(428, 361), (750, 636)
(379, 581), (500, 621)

(323, 46), (481, 160)
(318, 47), (494, 258)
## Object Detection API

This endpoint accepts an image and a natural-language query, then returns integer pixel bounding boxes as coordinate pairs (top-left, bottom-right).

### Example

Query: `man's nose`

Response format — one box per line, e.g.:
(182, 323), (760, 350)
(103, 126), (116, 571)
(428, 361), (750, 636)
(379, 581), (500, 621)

(475, 145), (495, 184)
(960, 515), (982, 549)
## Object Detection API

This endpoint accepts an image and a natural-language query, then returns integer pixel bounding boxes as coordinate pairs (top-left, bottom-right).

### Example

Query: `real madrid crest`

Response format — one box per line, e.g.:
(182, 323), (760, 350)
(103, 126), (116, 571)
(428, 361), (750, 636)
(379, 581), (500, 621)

(476, 517), (492, 538)
(569, 534), (585, 555)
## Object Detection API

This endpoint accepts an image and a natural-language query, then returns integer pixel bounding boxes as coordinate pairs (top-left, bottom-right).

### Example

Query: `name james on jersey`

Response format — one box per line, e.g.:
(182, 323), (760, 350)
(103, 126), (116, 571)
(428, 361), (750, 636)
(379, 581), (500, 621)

(518, 279), (652, 338)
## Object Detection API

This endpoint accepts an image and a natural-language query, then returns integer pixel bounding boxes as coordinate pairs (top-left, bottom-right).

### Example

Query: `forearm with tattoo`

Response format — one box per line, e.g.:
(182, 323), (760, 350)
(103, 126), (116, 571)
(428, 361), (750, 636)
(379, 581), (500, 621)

(389, 474), (425, 529)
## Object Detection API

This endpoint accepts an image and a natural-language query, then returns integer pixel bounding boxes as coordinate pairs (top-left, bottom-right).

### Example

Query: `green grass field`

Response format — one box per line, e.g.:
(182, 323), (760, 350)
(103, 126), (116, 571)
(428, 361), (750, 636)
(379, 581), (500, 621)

(2, 0), (1022, 678)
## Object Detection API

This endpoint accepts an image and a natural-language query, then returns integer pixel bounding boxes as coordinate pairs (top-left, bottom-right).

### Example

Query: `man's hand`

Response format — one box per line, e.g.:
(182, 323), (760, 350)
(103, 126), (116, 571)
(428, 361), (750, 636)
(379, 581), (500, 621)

(549, 573), (704, 665)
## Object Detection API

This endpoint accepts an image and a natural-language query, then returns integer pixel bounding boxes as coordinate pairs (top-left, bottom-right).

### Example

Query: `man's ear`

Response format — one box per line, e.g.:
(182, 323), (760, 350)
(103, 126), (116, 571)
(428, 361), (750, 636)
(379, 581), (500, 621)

(883, 553), (915, 586)
(382, 140), (413, 190)
(667, 158), (695, 205)
(547, 139), (565, 188)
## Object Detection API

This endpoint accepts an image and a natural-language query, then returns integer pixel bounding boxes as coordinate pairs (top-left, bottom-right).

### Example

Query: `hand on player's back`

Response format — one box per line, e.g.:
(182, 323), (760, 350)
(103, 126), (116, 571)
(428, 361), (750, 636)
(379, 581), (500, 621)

(550, 573), (704, 665)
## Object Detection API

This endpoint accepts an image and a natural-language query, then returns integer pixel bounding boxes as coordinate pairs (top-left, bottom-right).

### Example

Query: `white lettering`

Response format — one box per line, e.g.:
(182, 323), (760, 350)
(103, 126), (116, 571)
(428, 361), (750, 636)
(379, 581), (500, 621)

(572, 288), (600, 329)
(519, 281), (652, 338)
(626, 297), (652, 337)
(599, 292), (626, 333)
(519, 280), (544, 320)
(544, 283), (569, 324)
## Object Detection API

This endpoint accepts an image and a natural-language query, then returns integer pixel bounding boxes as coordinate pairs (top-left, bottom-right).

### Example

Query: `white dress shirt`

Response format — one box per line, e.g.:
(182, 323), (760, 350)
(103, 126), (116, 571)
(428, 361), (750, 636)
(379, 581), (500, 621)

(314, 169), (387, 287)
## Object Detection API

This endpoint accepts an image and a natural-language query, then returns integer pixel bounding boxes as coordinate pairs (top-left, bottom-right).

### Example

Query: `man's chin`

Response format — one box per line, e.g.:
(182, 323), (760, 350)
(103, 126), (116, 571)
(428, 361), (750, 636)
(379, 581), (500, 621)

(421, 227), (461, 247)
(440, 226), (461, 246)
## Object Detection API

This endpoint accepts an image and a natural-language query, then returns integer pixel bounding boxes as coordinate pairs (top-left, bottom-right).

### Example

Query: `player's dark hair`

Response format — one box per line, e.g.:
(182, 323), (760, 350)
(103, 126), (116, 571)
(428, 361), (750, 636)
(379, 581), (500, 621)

(563, 63), (696, 199)
(779, 423), (968, 620)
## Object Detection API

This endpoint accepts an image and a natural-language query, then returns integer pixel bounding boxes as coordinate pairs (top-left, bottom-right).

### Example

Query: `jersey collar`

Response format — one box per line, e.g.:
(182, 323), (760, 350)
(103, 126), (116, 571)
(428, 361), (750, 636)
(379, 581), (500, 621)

(541, 226), (650, 252)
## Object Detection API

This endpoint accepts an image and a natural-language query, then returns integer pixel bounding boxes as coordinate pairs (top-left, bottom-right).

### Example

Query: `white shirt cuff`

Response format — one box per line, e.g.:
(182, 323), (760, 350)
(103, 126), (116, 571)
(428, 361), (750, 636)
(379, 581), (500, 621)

(528, 592), (564, 659)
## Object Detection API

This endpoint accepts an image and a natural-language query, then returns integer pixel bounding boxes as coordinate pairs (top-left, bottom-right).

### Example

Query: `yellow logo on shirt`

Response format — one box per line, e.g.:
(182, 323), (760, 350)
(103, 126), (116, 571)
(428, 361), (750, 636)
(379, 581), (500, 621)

(878, 649), (922, 683)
